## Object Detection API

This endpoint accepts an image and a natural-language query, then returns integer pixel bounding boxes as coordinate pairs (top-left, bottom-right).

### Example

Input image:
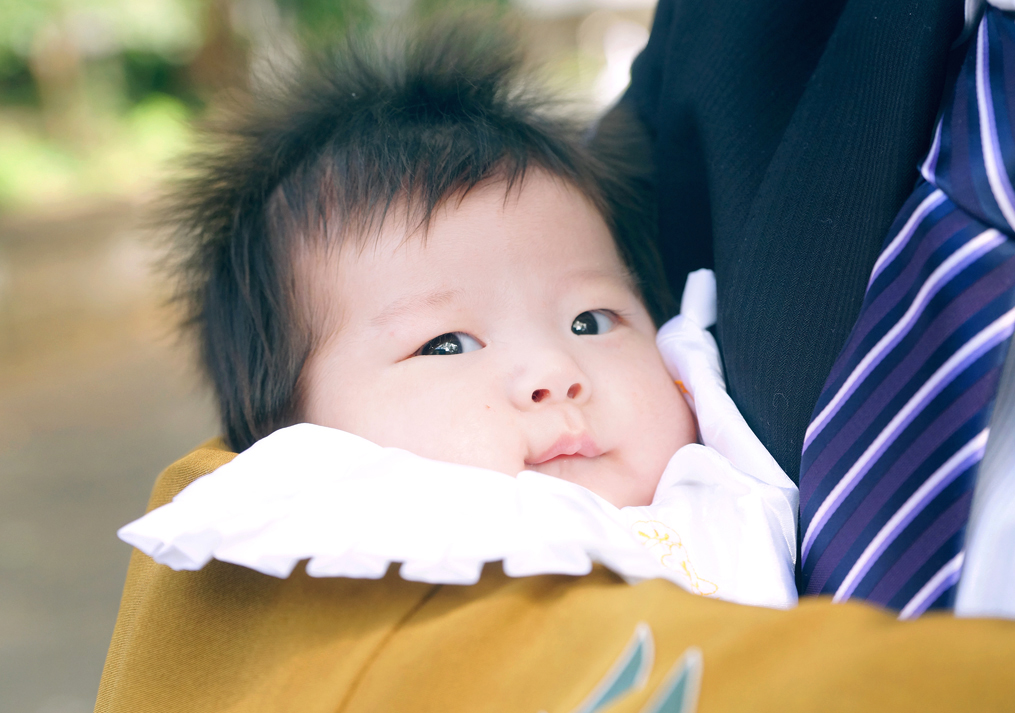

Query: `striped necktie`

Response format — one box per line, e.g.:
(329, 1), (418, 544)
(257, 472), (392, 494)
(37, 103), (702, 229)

(797, 6), (1015, 618)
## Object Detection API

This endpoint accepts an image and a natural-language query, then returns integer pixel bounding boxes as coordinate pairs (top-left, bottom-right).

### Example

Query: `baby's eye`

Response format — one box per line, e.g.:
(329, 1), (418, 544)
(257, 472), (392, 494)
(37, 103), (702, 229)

(415, 332), (483, 356)
(571, 310), (616, 335)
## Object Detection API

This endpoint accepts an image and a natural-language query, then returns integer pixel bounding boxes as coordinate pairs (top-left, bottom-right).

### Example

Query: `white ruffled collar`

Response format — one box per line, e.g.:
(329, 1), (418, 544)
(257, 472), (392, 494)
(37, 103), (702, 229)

(120, 424), (684, 586)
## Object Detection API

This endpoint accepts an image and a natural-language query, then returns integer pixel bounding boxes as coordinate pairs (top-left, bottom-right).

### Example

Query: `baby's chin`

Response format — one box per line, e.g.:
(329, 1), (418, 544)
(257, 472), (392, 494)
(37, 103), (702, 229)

(521, 453), (658, 508)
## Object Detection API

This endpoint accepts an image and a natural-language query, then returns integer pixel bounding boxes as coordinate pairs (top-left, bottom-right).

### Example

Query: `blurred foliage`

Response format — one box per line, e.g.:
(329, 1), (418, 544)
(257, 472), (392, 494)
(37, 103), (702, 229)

(0, 0), (207, 209)
(0, 93), (192, 207)
(412, 0), (511, 20)
(121, 50), (202, 107)
(0, 0), (203, 58)
(274, 0), (374, 44)
(0, 50), (40, 107)
(0, 0), (561, 212)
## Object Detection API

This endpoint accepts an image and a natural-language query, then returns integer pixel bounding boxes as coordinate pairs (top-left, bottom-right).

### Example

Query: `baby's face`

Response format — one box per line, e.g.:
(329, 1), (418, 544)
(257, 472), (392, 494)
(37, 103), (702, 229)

(300, 171), (696, 507)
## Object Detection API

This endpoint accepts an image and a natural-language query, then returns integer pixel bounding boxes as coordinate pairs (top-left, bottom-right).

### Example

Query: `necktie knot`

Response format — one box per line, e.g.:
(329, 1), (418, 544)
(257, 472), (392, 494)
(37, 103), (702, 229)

(922, 7), (1015, 236)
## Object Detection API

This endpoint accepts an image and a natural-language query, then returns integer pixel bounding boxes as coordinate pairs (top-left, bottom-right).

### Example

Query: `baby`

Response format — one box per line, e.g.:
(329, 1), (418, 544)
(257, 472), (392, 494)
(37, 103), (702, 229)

(123, 19), (797, 608)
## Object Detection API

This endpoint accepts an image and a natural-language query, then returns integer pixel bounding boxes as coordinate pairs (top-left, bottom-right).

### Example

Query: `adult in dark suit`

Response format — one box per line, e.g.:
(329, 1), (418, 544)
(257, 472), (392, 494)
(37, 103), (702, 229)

(615, 0), (964, 481)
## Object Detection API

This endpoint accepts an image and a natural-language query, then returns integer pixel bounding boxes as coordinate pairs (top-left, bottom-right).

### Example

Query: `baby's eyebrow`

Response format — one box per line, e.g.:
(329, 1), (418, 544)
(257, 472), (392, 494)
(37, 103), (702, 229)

(564, 266), (638, 289)
(370, 288), (465, 328)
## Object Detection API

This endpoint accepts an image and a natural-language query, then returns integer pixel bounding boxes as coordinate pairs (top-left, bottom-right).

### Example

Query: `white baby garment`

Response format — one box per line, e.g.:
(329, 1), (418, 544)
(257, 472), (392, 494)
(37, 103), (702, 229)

(119, 270), (799, 609)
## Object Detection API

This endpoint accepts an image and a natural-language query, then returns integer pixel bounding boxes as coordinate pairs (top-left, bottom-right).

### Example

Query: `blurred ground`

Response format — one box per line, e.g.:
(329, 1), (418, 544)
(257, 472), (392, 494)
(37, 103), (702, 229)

(0, 201), (218, 713)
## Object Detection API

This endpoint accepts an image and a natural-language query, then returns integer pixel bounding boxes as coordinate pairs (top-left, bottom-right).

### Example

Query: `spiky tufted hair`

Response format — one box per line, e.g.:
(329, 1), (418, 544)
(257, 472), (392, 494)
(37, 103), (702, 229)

(168, 15), (674, 452)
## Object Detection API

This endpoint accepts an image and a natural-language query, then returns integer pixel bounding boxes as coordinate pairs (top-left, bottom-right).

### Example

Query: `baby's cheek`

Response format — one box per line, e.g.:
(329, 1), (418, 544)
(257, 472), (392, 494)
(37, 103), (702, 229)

(376, 384), (522, 475)
(655, 370), (697, 444)
(625, 350), (697, 455)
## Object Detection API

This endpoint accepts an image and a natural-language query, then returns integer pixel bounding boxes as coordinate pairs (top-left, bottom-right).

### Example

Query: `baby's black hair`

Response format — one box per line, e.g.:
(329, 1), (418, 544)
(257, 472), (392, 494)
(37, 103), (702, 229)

(170, 15), (674, 452)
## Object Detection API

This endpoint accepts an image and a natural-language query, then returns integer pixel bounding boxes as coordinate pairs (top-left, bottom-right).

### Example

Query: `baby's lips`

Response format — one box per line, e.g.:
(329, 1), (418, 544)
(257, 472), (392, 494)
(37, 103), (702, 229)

(526, 432), (602, 466)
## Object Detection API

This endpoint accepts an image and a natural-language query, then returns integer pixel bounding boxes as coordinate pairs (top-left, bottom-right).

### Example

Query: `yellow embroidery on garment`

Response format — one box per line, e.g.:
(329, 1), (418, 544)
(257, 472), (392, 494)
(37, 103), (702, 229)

(674, 380), (690, 395)
(631, 520), (718, 597)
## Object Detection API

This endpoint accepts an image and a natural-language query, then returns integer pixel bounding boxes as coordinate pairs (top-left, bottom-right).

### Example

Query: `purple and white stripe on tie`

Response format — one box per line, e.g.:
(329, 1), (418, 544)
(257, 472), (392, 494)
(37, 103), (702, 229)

(867, 189), (946, 290)
(920, 119), (944, 185)
(832, 429), (989, 602)
(802, 306), (1015, 561)
(898, 552), (966, 620)
(976, 18), (1015, 232)
(803, 229), (1006, 455)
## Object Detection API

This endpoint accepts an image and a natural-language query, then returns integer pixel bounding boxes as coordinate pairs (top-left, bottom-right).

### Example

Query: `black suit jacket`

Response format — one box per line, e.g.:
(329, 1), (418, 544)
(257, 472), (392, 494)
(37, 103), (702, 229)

(623, 0), (965, 480)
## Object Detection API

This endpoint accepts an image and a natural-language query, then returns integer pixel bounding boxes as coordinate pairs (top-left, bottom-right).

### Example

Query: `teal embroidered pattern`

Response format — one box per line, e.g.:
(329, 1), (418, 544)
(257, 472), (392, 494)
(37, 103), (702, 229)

(570, 623), (654, 713)
(639, 646), (703, 713)
(567, 624), (702, 713)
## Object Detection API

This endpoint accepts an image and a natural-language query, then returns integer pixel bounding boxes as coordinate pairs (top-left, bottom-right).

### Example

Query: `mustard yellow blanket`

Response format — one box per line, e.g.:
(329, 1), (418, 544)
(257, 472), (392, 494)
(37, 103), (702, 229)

(97, 442), (1015, 713)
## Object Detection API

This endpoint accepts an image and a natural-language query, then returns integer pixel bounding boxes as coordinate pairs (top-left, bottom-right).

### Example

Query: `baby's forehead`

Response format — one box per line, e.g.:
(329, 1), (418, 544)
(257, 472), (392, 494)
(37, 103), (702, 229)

(302, 171), (618, 267)
(295, 172), (636, 327)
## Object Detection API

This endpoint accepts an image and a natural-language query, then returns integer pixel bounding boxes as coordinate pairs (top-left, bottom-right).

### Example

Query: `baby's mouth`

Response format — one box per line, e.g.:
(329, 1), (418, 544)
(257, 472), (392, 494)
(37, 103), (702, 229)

(526, 433), (603, 467)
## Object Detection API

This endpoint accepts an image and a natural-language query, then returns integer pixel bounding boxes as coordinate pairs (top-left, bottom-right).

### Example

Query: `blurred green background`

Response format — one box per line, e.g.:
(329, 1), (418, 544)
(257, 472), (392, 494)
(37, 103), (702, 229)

(0, 1), (653, 711)
(0, 0), (652, 212)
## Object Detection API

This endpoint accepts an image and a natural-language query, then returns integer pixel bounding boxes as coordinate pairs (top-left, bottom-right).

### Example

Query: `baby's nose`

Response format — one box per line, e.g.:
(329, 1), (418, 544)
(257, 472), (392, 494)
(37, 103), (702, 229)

(530, 383), (582, 403)
(508, 337), (592, 410)
(514, 353), (591, 409)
